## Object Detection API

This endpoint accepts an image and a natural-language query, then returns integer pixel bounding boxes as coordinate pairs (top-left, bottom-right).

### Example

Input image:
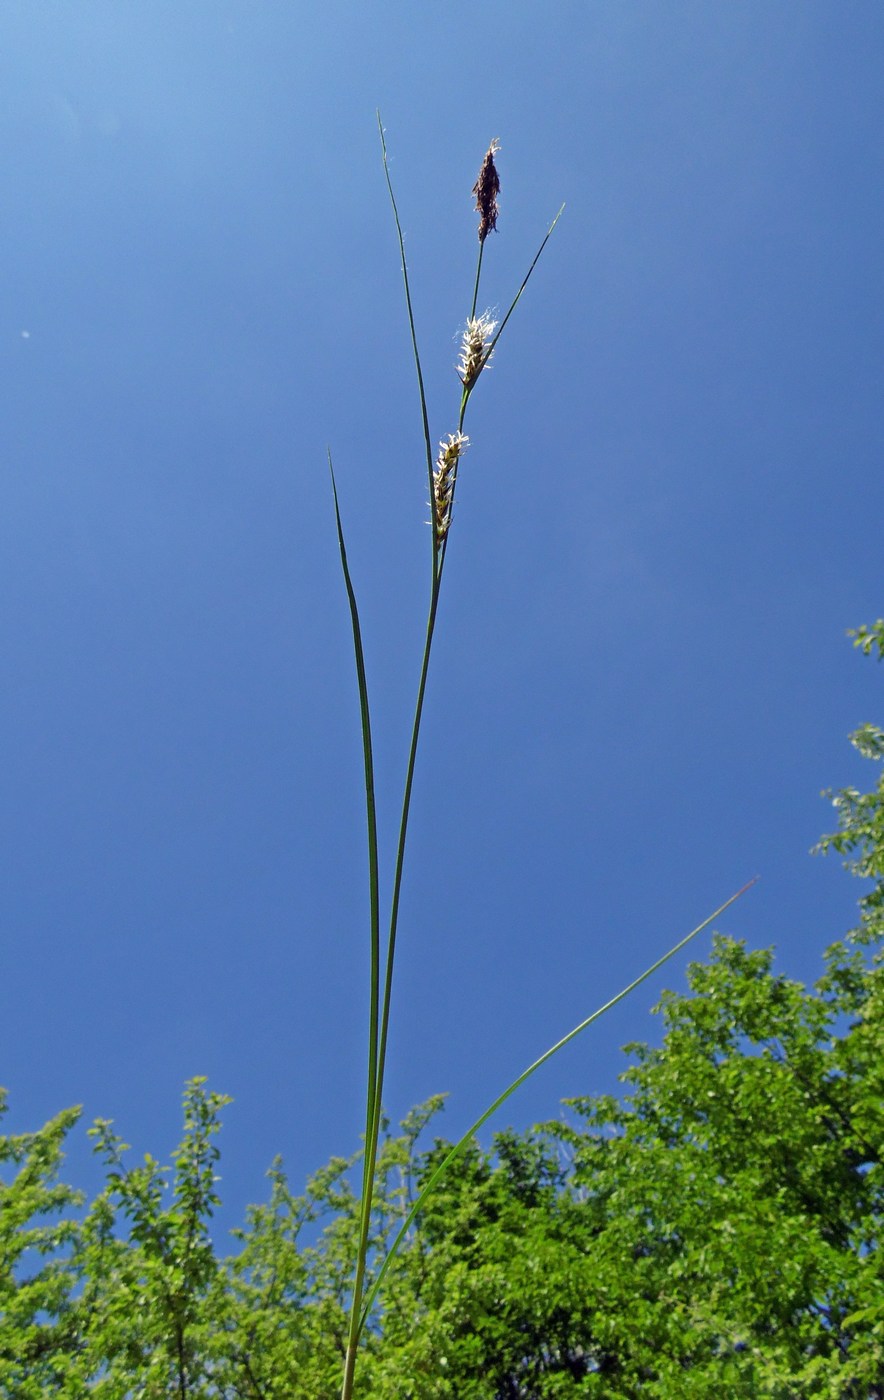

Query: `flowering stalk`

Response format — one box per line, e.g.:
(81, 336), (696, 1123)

(337, 119), (563, 1400)
(332, 122), (754, 1400)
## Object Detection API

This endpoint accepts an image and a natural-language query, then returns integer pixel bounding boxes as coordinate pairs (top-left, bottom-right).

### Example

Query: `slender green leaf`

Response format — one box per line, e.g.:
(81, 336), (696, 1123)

(359, 878), (757, 1334)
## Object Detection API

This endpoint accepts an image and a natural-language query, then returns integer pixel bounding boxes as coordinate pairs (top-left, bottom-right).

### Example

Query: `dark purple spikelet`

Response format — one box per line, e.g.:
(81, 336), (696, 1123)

(473, 139), (501, 243)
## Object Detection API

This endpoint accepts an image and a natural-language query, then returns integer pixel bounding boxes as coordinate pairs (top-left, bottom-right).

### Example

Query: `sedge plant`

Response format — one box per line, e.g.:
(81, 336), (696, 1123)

(333, 118), (755, 1400)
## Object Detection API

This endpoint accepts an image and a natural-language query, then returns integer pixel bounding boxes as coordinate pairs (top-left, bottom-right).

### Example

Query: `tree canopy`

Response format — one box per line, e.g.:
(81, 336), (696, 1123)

(3, 623), (883, 1398)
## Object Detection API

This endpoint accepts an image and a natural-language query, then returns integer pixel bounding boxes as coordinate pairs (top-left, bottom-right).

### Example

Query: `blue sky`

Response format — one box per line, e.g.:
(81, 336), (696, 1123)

(2, 2), (883, 1233)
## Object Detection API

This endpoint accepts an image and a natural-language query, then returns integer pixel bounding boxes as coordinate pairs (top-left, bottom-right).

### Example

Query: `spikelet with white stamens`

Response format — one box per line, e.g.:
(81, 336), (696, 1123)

(432, 431), (469, 540)
(457, 313), (497, 393)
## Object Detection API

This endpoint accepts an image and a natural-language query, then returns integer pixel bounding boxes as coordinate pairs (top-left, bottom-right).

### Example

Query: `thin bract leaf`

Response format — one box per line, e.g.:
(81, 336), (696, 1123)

(328, 454), (381, 1207)
(377, 111), (438, 570)
(488, 205), (565, 360)
(358, 877), (757, 1334)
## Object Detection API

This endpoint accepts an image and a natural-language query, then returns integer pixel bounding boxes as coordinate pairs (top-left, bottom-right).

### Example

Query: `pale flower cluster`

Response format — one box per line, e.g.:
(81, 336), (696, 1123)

(432, 431), (469, 540)
(457, 313), (497, 392)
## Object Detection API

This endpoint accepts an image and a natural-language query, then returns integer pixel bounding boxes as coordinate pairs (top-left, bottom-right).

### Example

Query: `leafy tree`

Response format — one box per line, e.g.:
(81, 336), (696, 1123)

(352, 620), (884, 1397)
(0, 1098), (83, 1397)
(1, 622), (882, 1396)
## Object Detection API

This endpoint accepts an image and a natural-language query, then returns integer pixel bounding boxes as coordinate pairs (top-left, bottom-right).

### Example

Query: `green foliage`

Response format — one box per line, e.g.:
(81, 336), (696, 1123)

(850, 620), (884, 660)
(72, 1078), (231, 1396)
(0, 1097), (83, 1398)
(816, 619), (884, 950)
(2, 630), (883, 1395)
(2, 958), (881, 1396)
(352, 935), (884, 1396)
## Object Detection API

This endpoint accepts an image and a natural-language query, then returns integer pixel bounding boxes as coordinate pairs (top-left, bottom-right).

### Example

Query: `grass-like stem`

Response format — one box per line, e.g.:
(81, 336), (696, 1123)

(337, 123), (740, 1400)
(469, 240), (485, 322)
(341, 124), (564, 1400)
(342, 119), (451, 1400)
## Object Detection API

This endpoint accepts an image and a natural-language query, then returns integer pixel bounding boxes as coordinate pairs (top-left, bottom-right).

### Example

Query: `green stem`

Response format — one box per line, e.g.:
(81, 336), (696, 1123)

(365, 570), (442, 1172)
(370, 233), (488, 1131)
(341, 118), (446, 1400)
(469, 240), (484, 321)
(342, 128), (563, 1397)
(343, 564), (442, 1400)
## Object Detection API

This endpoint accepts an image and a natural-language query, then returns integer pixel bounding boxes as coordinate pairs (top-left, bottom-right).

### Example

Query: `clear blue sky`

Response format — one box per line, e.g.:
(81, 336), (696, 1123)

(2, 2), (883, 1233)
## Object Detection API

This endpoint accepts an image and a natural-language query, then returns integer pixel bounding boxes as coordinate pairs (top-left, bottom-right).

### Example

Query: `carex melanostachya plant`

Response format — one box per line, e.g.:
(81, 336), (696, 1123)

(332, 117), (755, 1399)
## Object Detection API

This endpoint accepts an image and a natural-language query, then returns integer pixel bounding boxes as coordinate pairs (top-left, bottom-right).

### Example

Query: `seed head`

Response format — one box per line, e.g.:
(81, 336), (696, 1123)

(457, 313), (497, 391)
(432, 432), (469, 540)
(473, 139), (501, 243)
